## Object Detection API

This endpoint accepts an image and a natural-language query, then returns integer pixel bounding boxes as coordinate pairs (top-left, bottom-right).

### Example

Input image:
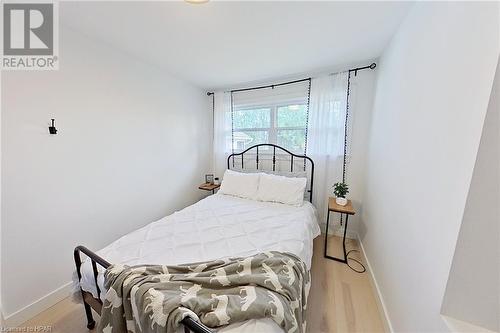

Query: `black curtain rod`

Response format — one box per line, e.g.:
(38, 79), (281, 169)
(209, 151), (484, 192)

(230, 77), (311, 94)
(206, 62), (376, 95)
(348, 62), (377, 76)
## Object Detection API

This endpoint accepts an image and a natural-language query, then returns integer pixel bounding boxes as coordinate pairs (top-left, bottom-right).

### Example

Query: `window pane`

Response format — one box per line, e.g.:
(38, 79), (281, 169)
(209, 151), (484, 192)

(233, 108), (271, 129)
(233, 130), (269, 151)
(277, 129), (306, 153)
(277, 104), (307, 128)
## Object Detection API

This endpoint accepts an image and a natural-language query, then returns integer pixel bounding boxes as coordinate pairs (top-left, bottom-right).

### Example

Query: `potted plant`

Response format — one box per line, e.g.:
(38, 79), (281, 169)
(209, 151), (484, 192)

(333, 182), (349, 206)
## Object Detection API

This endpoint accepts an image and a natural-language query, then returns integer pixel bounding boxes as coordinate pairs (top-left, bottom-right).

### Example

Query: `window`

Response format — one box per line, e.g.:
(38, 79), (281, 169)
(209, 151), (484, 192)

(231, 80), (311, 154)
(233, 103), (307, 153)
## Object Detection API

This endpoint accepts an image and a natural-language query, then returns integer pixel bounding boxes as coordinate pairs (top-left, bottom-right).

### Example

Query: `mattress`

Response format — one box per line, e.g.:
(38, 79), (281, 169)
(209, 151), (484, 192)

(77, 193), (320, 332)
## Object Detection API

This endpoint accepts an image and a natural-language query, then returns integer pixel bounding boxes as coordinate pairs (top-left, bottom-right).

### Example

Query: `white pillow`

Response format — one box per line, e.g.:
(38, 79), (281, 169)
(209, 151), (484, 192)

(257, 173), (307, 206)
(219, 170), (260, 200)
(231, 168), (308, 179)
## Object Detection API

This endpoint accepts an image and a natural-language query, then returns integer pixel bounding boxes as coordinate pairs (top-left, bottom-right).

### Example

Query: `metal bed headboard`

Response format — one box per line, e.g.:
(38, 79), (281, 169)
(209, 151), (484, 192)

(227, 144), (315, 203)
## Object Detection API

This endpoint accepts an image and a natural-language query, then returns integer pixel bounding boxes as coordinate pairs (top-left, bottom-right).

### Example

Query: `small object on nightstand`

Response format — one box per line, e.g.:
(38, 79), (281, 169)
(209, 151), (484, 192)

(198, 182), (220, 194)
(205, 174), (214, 184)
(324, 197), (356, 263)
(213, 177), (220, 185)
(333, 182), (349, 206)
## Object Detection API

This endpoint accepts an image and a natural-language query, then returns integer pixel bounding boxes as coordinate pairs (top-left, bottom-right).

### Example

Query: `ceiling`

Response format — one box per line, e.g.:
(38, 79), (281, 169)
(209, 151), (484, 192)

(60, 1), (413, 90)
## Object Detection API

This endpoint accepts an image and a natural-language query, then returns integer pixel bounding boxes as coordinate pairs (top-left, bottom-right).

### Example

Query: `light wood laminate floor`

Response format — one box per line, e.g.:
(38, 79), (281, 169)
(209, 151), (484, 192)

(19, 235), (385, 333)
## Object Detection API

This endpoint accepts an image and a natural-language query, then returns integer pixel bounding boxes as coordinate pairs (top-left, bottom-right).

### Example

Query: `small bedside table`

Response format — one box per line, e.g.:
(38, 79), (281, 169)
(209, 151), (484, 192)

(324, 197), (355, 263)
(198, 183), (220, 194)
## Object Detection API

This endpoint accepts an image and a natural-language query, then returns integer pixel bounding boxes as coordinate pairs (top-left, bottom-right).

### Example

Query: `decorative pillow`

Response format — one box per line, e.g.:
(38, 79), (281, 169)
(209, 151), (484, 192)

(218, 170), (260, 200)
(257, 173), (307, 206)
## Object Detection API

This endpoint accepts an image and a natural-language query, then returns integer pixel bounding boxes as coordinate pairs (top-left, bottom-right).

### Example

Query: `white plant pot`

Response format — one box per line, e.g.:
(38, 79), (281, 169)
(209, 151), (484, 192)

(336, 197), (348, 206)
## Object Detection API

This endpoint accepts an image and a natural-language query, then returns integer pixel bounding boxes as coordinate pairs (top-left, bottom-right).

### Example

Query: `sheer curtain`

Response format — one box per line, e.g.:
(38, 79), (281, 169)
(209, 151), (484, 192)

(212, 91), (232, 179)
(306, 72), (350, 224)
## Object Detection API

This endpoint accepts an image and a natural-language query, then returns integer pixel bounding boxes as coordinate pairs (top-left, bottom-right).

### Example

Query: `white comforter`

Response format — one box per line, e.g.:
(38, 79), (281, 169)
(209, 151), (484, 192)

(78, 194), (320, 332)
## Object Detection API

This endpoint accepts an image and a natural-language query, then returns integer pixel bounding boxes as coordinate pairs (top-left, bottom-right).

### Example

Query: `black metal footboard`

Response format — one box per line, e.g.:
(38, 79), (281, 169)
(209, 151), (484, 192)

(74, 245), (214, 333)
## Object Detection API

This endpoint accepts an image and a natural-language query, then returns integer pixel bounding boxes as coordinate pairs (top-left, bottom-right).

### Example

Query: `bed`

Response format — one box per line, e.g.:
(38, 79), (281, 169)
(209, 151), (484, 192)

(73, 144), (319, 333)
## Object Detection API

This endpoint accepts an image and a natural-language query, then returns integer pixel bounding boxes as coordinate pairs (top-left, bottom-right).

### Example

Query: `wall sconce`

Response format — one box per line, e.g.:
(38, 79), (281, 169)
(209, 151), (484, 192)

(48, 119), (57, 134)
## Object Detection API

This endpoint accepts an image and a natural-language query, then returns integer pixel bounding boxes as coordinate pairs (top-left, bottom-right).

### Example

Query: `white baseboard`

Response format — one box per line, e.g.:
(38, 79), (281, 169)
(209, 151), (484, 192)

(441, 315), (497, 333)
(357, 234), (394, 333)
(4, 282), (72, 327)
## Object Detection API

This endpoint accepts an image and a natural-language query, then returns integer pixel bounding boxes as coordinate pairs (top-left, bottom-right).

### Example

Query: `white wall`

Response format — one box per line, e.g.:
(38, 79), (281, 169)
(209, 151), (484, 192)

(1, 25), (211, 320)
(344, 69), (377, 237)
(441, 58), (499, 332)
(360, 2), (499, 332)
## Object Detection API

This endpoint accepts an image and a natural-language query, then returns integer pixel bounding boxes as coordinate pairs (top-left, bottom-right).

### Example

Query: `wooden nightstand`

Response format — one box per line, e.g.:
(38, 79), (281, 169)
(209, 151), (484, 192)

(198, 183), (220, 194)
(324, 197), (355, 263)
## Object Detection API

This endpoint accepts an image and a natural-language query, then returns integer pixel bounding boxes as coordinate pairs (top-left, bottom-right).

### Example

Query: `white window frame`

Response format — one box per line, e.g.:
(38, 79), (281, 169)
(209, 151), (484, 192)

(232, 99), (308, 154)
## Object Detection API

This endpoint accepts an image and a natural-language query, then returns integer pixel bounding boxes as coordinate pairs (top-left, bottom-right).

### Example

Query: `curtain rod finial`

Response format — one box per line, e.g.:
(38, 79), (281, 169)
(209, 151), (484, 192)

(370, 63), (377, 69)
